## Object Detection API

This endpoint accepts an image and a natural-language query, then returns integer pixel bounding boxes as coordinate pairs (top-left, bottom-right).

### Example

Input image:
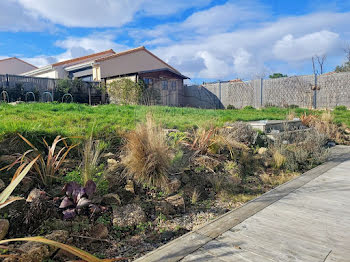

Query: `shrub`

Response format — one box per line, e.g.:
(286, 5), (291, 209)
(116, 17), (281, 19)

(301, 111), (344, 144)
(226, 105), (236, 110)
(221, 122), (258, 146)
(107, 78), (144, 105)
(243, 105), (255, 110)
(272, 129), (328, 171)
(334, 105), (347, 111)
(81, 137), (106, 186)
(6, 134), (78, 186)
(121, 115), (171, 189)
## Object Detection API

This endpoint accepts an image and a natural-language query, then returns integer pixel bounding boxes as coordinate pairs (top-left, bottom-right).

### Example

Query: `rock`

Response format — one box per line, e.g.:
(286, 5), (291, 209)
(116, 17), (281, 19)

(107, 158), (119, 172)
(113, 204), (146, 227)
(4, 230), (69, 262)
(181, 173), (190, 184)
(102, 193), (121, 205)
(167, 178), (181, 194)
(19, 177), (34, 193)
(160, 230), (175, 242)
(155, 201), (175, 215)
(90, 223), (108, 239)
(0, 179), (5, 190)
(26, 188), (45, 202)
(0, 219), (9, 240)
(258, 147), (268, 155)
(165, 194), (185, 210)
(125, 179), (135, 194)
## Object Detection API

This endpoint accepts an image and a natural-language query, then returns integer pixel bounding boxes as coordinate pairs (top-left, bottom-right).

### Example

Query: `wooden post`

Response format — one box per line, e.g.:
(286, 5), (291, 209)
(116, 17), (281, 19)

(88, 85), (91, 105)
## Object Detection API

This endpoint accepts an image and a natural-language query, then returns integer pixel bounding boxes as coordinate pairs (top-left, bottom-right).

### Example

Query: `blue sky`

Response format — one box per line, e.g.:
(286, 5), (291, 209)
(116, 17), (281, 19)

(1, 0), (350, 83)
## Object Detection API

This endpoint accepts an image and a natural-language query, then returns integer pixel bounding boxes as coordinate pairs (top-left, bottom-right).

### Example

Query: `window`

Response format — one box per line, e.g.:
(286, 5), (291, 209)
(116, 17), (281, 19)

(143, 78), (153, 86)
(171, 80), (177, 90)
(162, 80), (168, 90)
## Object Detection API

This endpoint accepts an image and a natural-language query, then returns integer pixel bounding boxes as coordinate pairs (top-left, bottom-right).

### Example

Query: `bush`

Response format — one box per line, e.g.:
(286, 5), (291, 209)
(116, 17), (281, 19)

(121, 114), (171, 189)
(243, 105), (255, 110)
(334, 105), (347, 111)
(271, 129), (328, 171)
(221, 122), (258, 146)
(107, 79), (144, 105)
(226, 105), (236, 110)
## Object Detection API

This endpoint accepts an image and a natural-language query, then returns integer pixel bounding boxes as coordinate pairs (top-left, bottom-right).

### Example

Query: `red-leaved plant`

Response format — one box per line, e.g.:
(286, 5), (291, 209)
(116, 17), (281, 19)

(59, 180), (103, 219)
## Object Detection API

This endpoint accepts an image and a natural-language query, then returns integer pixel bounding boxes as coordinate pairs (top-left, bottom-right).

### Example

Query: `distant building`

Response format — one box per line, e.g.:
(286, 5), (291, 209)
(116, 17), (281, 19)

(0, 57), (37, 75)
(22, 46), (188, 106)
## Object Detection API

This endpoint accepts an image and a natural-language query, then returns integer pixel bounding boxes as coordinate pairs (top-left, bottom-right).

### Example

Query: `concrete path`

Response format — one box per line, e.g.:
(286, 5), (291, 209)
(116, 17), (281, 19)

(135, 146), (350, 262)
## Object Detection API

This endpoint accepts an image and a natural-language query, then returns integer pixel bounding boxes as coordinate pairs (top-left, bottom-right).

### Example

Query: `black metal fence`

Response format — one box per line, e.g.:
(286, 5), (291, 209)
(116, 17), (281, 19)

(0, 74), (104, 105)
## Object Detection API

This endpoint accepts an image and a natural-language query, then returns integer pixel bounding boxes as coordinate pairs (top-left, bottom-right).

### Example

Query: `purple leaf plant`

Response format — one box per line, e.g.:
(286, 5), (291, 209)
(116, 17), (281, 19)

(59, 180), (100, 219)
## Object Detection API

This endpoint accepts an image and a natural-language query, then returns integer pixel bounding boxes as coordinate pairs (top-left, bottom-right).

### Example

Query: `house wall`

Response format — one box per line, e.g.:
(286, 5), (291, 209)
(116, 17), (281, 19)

(139, 71), (184, 106)
(105, 74), (137, 85)
(0, 58), (37, 74)
(99, 50), (175, 78)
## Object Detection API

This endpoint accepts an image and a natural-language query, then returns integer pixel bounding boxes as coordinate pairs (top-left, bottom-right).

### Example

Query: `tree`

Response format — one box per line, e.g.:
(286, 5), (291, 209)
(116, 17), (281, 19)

(335, 43), (350, 72)
(269, 73), (287, 79)
(312, 54), (326, 75)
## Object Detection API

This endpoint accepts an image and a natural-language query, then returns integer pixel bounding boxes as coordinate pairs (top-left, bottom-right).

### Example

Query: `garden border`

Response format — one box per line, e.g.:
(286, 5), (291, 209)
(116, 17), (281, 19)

(135, 145), (350, 262)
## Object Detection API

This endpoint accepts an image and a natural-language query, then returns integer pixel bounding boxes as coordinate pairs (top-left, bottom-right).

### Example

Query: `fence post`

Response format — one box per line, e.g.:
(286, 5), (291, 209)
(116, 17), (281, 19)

(313, 74), (317, 109)
(218, 80), (221, 109)
(260, 78), (263, 108)
(88, 85), (91, 106)
(6, 74), (9, 88)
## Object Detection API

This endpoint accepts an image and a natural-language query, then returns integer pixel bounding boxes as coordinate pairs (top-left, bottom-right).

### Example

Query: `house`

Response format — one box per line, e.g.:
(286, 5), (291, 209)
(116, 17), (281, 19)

(0, 57), (37, 75)
(22, 46), (188, 106)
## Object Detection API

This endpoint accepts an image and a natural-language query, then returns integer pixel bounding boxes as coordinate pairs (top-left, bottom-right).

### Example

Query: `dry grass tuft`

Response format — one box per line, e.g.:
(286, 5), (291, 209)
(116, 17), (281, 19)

(260, 172), (299, 186)
(191, 188), (200, 204)
(273, 151), (286, 169)
(301, 111), (347, 144)
(121, 114), (171, 189)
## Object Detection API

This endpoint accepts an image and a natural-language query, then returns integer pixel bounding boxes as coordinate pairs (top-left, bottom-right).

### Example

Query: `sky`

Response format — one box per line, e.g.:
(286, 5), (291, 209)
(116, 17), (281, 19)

(1, 0), (350, 83)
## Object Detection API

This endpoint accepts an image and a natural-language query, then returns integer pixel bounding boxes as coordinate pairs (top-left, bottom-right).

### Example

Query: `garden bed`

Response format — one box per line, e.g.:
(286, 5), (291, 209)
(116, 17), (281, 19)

(0, 103), (350, 261)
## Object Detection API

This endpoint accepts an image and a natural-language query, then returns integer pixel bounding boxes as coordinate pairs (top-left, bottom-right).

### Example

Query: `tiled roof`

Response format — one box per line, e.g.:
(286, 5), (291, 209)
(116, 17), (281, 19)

(0, 57), (37, 69)
(52, 49), (115, 67)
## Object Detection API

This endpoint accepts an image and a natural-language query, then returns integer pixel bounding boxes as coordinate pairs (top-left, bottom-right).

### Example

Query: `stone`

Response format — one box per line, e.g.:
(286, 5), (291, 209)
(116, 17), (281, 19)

(125, 179), (135, 194)
(165, 194), (185, 210)
(258, 147), (268, 155)
(107, 158), (119, 172)
(19, 177), (34, 193)
(4, 230), (69, 262)
(113, 204), (146, 227)
(155, 201), (176, 215)
(90, 223), (109, 239)
(102, 193), (121, 205)
(26, 188), (45, 202)
(167, 178), (181, 194)
(0, 179), (5, 190)
(0, 219), (9, 240)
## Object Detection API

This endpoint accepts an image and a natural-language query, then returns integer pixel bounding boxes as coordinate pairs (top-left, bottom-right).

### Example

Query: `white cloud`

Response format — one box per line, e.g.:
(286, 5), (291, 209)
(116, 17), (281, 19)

(0, 0), (47, 31)
(273, 31), (340, 61)
(16, 0), (212, 28)
(23, 33), (130, 67)
(150, 11), (350, 79)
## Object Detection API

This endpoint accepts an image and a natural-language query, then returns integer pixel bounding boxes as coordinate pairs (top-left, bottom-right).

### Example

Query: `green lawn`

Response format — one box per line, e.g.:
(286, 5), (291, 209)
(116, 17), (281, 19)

(0, 103), (348, 139)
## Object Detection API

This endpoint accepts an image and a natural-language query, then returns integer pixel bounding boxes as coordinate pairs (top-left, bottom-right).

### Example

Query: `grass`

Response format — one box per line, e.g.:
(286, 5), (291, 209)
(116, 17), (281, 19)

(0, 103), (349, 140)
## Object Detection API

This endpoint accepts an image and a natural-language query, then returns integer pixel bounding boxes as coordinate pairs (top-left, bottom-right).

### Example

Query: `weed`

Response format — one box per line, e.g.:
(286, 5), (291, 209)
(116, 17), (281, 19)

(191, 188), (200, 204)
